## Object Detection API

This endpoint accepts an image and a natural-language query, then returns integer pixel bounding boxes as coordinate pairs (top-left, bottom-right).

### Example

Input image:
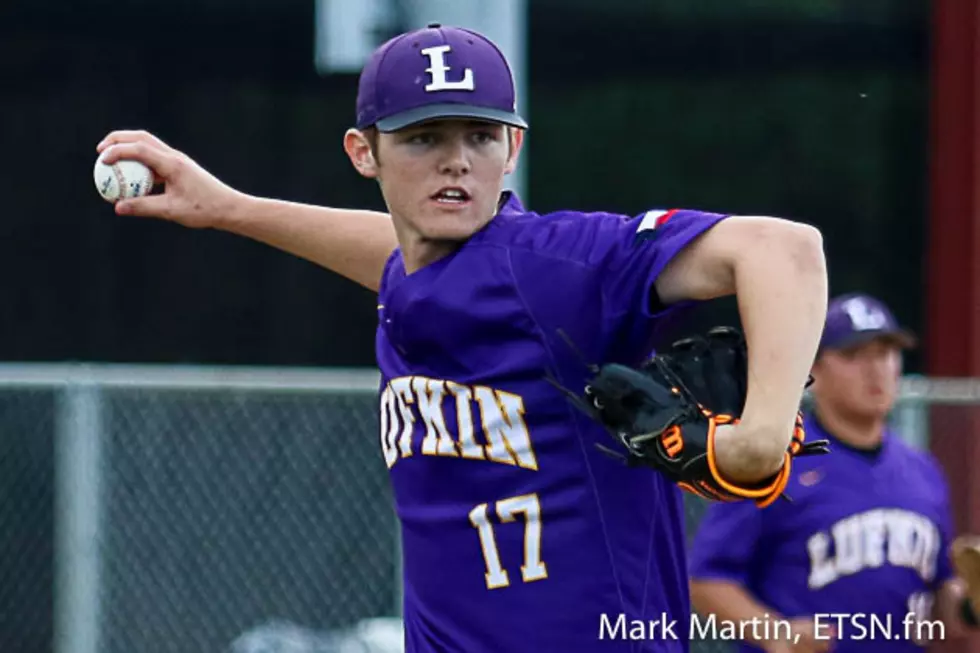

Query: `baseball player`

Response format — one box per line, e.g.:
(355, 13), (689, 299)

(688, 293), (980, 653)
(96, 23), (830, 652)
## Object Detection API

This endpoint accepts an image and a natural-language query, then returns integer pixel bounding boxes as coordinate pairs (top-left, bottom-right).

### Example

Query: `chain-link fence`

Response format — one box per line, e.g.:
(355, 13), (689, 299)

(100, 387), (395, 653)
(0, 367), (964, 653)
(0, 387), (57, 653)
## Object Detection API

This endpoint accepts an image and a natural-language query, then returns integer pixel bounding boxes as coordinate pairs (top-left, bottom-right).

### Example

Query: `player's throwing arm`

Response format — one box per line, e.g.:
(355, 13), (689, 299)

(94, 130), (397, 291)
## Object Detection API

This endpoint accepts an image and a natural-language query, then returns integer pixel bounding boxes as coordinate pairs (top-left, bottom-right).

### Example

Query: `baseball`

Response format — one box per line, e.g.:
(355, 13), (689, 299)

(93, 151), (155, 203)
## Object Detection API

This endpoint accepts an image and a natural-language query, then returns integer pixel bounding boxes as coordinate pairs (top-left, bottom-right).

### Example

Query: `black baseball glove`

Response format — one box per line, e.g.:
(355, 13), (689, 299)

(555, 327), (830, 508)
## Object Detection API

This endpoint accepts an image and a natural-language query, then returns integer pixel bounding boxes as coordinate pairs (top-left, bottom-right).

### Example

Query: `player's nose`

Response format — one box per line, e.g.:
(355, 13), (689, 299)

(438, 139), (471, 176)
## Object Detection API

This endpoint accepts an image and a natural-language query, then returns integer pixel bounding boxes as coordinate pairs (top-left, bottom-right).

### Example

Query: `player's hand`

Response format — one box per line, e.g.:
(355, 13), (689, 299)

(96, 130), (248, 229)
(761, 617), (835, 653)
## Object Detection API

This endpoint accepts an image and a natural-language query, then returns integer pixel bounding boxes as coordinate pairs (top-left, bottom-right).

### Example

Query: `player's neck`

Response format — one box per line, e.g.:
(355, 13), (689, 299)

(390, 218), (461, 274)
(400, 238), (460, 274)
(813, 405), (885, 450)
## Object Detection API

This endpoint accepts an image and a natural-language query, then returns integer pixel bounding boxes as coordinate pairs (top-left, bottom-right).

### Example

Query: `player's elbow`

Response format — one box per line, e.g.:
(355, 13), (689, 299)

(784, 221), (825, 275)
(765, 220), (826, 285)
(737, 217), (825, 272)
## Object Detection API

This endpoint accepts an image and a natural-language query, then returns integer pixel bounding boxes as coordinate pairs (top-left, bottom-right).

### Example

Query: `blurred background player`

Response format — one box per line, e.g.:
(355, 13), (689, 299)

(687, 292), (980, 653)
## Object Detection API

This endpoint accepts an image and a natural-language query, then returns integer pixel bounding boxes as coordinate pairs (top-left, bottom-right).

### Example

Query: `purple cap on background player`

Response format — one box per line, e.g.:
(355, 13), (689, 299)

(355, 23), (528, 132)
(819, 293), (916, 351)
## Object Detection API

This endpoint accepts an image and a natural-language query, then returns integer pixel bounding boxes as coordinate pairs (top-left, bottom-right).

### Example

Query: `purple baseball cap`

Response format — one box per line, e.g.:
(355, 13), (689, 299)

(819, 293), (917, 351)
(354, 23), (528, 133)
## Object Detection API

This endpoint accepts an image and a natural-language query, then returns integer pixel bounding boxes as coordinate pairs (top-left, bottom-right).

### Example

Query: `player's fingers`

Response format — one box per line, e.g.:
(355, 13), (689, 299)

(97, 130), (172, 154)
(100, 142), (180, 179)
(97, 129), (171, 152)
(114, 194), (173, 219)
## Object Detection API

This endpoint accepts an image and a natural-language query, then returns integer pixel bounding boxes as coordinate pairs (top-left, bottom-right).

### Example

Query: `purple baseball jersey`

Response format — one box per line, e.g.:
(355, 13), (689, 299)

(688, 415), (955, 652)
(375, 192), (729, 652)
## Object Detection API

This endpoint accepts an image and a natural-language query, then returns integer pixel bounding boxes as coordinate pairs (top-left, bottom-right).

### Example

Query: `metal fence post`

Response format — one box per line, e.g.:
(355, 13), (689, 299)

(53, 380), (104, 653)
(894, 374), (929, 450)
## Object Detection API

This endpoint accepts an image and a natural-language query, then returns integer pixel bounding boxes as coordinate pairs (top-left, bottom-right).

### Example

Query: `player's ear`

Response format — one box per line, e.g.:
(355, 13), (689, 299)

(503, 127), (525, 175)
(344, 128), (379, 179)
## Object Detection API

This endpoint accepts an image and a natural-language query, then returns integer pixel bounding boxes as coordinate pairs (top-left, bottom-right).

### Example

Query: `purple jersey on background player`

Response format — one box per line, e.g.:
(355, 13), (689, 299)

(689, 331), (956, 653)
(378, 194), (728, 652)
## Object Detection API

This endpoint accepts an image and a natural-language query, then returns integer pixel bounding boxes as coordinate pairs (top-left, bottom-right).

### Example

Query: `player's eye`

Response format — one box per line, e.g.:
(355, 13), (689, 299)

(471, 130), (498, 144)
(406, 132), (437, 145)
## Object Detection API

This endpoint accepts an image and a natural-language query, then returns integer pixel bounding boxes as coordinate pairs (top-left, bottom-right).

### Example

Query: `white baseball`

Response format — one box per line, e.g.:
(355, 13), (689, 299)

(93, 151), (155, 203)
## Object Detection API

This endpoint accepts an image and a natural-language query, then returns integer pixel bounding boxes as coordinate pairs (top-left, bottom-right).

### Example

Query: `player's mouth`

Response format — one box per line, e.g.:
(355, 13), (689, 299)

(430, 187), (472, 206)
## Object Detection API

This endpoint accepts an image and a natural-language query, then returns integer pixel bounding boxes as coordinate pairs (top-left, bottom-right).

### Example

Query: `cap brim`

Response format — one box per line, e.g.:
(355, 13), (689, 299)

(824, 328), (918, 351)
(374, 104), (529, 132)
